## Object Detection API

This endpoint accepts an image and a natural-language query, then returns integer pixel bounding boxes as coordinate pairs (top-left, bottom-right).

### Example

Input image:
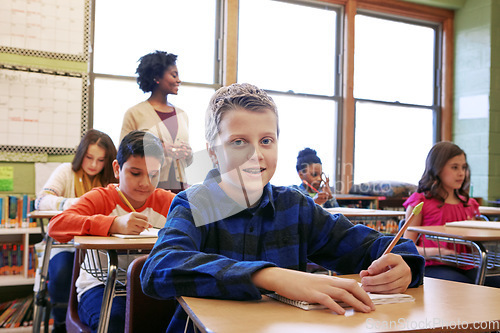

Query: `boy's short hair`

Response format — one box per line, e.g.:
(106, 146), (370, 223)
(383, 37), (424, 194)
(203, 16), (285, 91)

(117, 130), (164, 168)
(205, 83), (279, 147)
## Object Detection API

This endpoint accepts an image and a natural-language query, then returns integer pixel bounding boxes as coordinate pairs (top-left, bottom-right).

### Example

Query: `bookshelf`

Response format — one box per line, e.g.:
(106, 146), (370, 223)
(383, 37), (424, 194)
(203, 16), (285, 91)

(0, 227), (42, 330)
(0, 227), (42, 286)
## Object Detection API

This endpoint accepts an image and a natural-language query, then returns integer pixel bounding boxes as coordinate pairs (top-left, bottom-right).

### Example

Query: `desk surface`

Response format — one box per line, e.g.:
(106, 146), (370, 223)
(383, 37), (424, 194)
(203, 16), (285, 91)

(325, 207), (405, 217)
(179, 276), (500, 333)
(73, 236), (158, 250)
(28, 210), (60, 219)
(479, 206), (500, 215)
(408, 225), (500, 241)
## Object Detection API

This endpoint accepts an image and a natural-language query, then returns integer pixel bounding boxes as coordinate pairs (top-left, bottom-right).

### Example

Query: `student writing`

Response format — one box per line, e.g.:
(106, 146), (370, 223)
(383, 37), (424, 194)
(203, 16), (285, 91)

(403, 141), (500, 287)
(141, 83), (425, 333)
(292, 147), (339, 208)
(35, 129), (116, 333)
(48, 130), (175, 333)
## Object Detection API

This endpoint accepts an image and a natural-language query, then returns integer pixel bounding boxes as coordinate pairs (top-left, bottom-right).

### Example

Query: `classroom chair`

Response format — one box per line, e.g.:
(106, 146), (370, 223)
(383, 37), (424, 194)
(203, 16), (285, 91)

(66, 249), (91, 333)
(125, 255), (177, 333)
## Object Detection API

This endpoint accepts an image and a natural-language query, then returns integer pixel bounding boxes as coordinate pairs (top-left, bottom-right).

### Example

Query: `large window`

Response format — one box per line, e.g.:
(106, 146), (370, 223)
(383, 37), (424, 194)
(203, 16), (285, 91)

(91, 0), (221, 153)
(89, 0), (451, 191)
(353, 14), (438, 184)
(238, 0), (340, 187)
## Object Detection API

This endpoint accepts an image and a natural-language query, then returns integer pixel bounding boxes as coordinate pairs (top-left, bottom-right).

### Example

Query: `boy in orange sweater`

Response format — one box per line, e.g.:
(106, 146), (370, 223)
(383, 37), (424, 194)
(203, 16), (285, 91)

(48, 130), (175, 333)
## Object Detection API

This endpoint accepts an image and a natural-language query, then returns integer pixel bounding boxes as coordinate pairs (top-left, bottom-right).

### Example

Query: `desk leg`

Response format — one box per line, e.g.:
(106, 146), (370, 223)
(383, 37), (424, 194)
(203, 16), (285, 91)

(97, 250), (118, 333)
(33, 236), (53, 333)
(471, 242), (487, 285)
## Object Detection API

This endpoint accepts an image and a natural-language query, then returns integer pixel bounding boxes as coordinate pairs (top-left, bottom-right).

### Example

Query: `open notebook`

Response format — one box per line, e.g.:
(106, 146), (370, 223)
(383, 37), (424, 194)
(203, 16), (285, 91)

(267, 291), (414, 310)
(445, 221), (500, 230)
(112, 228), (160, 239)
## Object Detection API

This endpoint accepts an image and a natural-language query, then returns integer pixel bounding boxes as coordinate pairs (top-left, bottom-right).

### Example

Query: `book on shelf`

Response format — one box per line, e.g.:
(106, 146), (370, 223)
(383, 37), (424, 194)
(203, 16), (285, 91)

(267, 291), (414, 311)
(0, 243), (37, 277)
(0, 194), (36, 228)
(0, 295), (33, 328)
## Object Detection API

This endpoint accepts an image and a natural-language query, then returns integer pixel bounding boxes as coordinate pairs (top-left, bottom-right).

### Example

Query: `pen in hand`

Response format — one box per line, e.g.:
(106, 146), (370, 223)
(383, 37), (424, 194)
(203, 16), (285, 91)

(382, 202), (424, 256)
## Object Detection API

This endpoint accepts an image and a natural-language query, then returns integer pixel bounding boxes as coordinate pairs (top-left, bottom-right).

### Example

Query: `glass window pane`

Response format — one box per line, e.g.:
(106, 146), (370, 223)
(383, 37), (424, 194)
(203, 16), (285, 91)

(238, 0), (337, 95)
(353, 101), (434, 185)
(269, 94), (337, 188)
(354, 15), (435, 105)
(94, 0), (216, 84)
(93, 78), (147, 147)
(93, 79), (214, 155)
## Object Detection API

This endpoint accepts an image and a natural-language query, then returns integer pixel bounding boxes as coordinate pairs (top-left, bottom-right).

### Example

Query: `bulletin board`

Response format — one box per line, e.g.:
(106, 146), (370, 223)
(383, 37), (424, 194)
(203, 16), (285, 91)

(0, 64), (88, 155)
(0, 0), (89, 62)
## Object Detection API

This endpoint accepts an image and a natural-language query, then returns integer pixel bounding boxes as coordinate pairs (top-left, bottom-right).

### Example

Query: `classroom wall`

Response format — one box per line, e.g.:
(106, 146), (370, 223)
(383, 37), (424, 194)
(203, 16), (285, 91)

(454, 0), (500, 203)
(0, 155), (74, 195)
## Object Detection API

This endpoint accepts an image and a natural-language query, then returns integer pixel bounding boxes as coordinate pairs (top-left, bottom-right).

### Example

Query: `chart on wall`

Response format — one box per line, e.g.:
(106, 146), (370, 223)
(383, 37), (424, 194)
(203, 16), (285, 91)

(0, 0), (89, 61)
(0, 65), (88, 154)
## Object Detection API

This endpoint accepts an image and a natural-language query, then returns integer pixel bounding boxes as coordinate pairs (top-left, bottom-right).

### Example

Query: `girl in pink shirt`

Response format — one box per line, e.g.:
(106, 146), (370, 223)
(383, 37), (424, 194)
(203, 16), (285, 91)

(403, 141), (499, 286)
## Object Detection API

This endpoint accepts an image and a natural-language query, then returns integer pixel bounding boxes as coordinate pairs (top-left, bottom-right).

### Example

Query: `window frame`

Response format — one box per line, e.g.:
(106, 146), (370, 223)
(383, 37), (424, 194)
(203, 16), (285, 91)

(87, 0), (225, 127)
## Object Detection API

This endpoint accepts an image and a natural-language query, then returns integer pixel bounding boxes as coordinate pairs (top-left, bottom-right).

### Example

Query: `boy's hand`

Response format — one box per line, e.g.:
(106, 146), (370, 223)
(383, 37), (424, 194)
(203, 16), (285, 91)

(109, 212), (152, 235)
(359, 253), (411, 294)
(252, 267), (375, 315)
(313, 192), (331, 206)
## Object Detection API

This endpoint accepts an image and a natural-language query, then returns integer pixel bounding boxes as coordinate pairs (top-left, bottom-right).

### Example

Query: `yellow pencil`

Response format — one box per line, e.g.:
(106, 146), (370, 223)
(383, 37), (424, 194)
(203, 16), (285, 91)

(116, 186), (136, 212)
(115, 186), (150, 232)
(382, 202), (424, 256)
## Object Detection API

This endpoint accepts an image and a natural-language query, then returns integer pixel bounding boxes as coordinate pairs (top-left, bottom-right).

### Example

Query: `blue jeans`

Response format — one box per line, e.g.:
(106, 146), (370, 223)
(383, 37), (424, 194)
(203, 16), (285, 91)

(78, 285), (126, 333)
(48, 251), (74, 326)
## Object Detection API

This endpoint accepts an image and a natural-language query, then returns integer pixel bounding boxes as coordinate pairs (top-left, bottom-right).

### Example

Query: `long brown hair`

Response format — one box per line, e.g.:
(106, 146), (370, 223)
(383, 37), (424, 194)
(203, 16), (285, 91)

(72, 129), (117, 185)
(417, 141), (470, 206)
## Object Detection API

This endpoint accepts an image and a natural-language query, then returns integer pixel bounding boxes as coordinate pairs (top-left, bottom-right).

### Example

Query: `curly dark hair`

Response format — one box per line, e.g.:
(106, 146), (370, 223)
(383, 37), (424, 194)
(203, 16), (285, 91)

(417, 141), (470, 206)
(136, 50), (178, 93)
(296, 148), (322, 172)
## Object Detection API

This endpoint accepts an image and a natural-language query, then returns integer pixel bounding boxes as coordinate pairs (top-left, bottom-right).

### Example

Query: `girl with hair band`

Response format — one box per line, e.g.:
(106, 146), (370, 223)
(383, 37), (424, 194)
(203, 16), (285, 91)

(35, 129), (117, 333)
(403, 141), (500, 287)
(120, 50), (192, 193)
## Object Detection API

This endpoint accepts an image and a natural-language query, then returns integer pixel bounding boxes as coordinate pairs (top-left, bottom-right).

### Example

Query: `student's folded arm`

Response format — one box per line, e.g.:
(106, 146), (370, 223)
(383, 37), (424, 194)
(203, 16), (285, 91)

(47, 191), (116, 243)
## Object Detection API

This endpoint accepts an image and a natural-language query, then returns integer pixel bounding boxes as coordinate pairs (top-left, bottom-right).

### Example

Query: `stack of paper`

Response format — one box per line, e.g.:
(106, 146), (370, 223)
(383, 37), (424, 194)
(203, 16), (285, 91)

(267, 291), (414, 310)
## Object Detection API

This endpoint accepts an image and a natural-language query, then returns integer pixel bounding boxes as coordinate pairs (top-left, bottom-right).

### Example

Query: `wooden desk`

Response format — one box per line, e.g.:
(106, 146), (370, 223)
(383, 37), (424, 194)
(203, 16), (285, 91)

(325, 207), (405, 218)
(479, 206), (500, 219)
(326, 207), (405, 234)
(178, 276), (500, 333)
(28, 210), (60, 236)
(408, 225), (500, 285)
(73, 236), (158, 333)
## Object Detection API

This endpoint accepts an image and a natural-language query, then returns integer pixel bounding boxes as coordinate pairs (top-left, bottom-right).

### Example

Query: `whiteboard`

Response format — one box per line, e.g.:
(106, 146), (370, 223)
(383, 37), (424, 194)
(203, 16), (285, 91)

(0, 0), (89, 61)
(0, 66), (88, 154)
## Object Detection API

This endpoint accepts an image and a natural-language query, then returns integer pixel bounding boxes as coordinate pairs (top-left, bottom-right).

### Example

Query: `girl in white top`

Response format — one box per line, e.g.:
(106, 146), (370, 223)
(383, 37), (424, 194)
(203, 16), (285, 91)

(120, 50), (192, 192)
(35, 129), (117, 333)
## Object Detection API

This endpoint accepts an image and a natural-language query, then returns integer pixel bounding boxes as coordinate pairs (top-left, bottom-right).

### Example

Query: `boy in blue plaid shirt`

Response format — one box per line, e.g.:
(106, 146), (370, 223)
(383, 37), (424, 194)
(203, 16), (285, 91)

(141, 83), (424, 333)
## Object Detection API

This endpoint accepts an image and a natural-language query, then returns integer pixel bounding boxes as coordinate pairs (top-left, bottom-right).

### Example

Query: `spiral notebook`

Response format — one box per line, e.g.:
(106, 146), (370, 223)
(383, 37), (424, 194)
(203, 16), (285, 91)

(111, 228), (159, 239)
(267, 291), (414, 310)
